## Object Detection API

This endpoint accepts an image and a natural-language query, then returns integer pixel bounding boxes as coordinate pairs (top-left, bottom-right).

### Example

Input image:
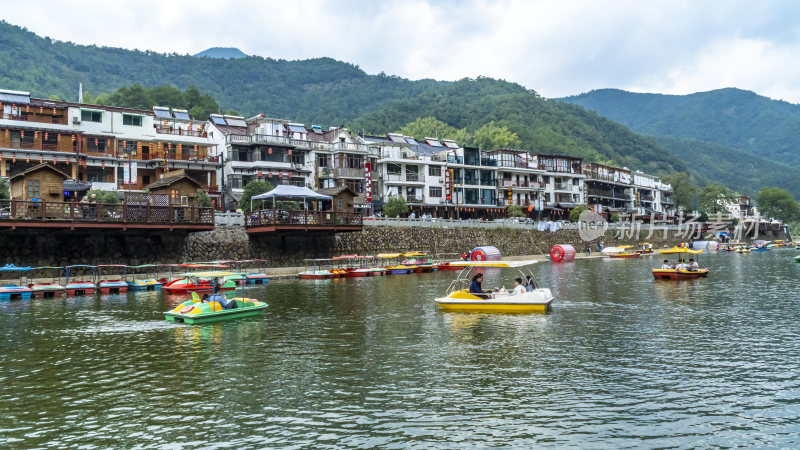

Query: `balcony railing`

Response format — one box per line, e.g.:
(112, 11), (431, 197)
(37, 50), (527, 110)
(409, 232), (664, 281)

(0, 200), (214, 226)
(0, 111), (69, 125)
(405, 172), (425, 182)
(335, 167), (364, 178)
(587, 188), (628, 199)
(154, 126), (208, 138)
(0, 138), (75, 153)
(554, 182), (575, 191)
(244, 209), (363, 229)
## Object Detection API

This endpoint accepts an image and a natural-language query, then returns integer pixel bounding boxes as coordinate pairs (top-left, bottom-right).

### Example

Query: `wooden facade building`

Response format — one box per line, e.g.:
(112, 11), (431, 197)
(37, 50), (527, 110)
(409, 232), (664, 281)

(9, 163), (69, 202)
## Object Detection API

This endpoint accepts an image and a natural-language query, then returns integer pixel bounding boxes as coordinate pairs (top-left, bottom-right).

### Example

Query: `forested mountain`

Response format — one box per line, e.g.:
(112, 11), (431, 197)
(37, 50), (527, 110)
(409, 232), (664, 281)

(0, 20), (687, 176)
(350, 78), (687, 175)
(653, 136), (800, 197)
(0, 21), (443, 124)
(560, 88), (800, 167)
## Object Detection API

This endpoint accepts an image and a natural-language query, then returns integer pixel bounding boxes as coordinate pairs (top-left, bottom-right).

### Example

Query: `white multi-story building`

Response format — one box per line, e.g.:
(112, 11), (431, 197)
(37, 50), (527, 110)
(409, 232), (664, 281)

(485, 148), (547, 209)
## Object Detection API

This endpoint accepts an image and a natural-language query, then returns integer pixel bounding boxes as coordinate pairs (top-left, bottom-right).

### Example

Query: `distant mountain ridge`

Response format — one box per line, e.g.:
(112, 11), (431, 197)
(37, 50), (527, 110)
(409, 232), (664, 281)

(559, 88), (800, 197)
(194, 47), (248, 59)
(0, 20), (685, 178)
(560, 87), (800, 166)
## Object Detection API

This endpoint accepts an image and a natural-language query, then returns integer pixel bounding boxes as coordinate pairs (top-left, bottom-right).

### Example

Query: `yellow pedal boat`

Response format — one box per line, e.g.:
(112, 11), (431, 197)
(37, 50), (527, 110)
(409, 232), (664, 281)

(434, 261), (554, 313)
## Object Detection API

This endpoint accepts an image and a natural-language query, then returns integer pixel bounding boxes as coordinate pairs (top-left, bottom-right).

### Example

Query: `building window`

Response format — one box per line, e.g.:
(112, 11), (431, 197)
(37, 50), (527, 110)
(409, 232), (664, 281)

(387, 163), (401, 175)
(337, 198), (343, 209)
(27, 180), (40, 198)
(428, 166), (441, 177)
(122, 114), (143, 126)
(429, 186), (442, 198)
(81, 110), (102, 122)
(344, 179), (363, 194)
(171, 189), (180, 204)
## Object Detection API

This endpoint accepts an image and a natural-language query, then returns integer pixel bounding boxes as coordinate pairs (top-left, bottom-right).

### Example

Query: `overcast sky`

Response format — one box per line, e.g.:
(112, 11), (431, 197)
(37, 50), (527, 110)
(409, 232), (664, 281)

(5, 0), (800, 102)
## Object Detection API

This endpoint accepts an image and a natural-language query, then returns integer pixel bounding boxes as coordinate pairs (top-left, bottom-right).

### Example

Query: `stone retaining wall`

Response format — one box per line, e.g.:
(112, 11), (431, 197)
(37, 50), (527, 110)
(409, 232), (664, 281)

(2, 225), (789, 268)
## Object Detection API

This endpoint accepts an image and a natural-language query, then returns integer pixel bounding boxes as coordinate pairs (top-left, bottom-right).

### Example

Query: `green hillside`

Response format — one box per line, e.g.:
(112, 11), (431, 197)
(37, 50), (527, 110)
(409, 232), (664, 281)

(560, 88), (800, 166)
(350, 78), (687, 175)
(0, 20), (443, 124)
(654, 136), (800, 197)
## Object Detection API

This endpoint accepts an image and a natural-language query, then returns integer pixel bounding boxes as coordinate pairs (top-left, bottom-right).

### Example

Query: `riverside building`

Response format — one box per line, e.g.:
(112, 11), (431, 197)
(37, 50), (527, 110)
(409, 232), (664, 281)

(0, 87), (675, 220)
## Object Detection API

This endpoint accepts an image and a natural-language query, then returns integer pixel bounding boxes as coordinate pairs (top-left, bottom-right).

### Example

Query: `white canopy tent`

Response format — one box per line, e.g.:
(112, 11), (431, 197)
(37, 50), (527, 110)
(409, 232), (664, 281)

(250, 185), (332, 211)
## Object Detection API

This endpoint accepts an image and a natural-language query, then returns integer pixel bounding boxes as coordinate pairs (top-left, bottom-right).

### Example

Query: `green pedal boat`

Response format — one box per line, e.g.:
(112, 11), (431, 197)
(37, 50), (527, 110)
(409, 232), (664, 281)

(164, 292), (268, 324)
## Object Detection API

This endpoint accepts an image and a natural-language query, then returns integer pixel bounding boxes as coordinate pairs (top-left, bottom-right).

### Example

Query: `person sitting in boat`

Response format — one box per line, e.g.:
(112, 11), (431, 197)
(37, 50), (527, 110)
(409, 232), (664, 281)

(688, 258), (699, 271)
(525, 275), (535, 292)
(469, 273), (491, 299)
(512, 278), (526, 295)
(661, 260), (672, 269)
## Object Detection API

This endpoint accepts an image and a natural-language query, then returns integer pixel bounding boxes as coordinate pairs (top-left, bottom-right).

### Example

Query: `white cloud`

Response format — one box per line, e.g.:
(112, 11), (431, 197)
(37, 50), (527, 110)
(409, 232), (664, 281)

(5, 0), (800, 101)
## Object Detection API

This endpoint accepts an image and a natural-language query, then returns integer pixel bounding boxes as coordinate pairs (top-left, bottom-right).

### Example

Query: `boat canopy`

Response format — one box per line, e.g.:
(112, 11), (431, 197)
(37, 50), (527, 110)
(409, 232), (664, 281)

(127, 264), (158, 268)
(377, 253), (403, 258)
(177, 271), (245, 277)
(179, 263), (230, 268)
(658, 247), (703, 254)
(446, 260), (540, 268)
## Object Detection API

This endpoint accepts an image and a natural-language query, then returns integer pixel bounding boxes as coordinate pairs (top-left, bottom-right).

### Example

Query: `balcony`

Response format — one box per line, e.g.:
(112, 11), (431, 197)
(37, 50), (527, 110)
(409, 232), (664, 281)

(335, 167), (363, 178)
(0, 110), (69, 126)
(244, 209), (363, 233)
(0, 138), (75, 153)
(554, 182), (575, 191)
(587, 188), (628, 200)
(383, 173), (425, 183)
(0, 199), (214, 230)
(154, 126), (207, 138)
(405, 172), (425, 182)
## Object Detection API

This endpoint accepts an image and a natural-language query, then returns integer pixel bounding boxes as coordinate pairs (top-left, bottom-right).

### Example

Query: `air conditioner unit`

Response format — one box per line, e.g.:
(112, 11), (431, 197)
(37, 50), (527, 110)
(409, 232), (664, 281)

(72, 116), (81, 124)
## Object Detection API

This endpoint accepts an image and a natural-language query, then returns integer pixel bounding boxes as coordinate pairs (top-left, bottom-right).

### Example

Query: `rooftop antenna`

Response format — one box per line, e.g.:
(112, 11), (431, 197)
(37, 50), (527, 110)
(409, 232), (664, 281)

(78, 82), (83, 103)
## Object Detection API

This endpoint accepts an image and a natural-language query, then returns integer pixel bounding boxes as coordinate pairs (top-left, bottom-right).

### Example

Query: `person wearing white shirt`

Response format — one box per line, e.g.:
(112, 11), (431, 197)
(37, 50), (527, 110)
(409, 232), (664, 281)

(512, 278), (526, 295)
(661, 260), (672, 270)
(688, 258), (699, 271)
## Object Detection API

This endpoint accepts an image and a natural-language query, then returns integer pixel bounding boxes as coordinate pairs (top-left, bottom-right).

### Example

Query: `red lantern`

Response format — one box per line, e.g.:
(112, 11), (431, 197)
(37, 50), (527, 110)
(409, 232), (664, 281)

(66, 158), (69, 166)
(94, 138), (98, 146)
(39, 155), (43, 163)
(268, 147), (272, 155)
(71, 135), (75, 142)
(52, 107), (56, 115)
(26, 154), (30, 163)
(12, 153), (16, 163)
(102, 161), (105, 169)
(39, 106), (43, 113)
(25, 105), (29, 113)
(44, 133), (48, 140)
(194, 145), (198, 152)
(34, 131), (38, 139)
(106, 139), (111, 147)
(178, 144), (182, 152)
(122, 141), (127, 149)
(4, 129), (8, 137)
(288, 149), (292, 156)
(57, 133), (61, 141)
(20, 130), (24, 138)
(53, 156), (56, 164)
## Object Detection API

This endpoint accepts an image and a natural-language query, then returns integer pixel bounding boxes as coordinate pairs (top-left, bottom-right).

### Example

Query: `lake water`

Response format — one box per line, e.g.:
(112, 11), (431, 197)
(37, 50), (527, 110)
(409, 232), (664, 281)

(2, 250), (799, 447)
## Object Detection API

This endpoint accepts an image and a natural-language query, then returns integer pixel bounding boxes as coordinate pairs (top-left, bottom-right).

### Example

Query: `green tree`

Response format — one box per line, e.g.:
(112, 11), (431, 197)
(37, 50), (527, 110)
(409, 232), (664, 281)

(661, 172), (698, 212)
(239, 181), (274, 212)
(100, 84), (223, 120)
(698, 184), (735, 214)
(466, 121), (522, 149)
(397, 117), (460, 141)
(610, 212), (622, 223)
(507, 204), (525, 217)
(757, 187), (800, 222)
(90, 190), (120, 204)
(0, 179), (9, 200)
(383, 195), (408, 218)
(197, 189), (212, 207)
(569, 205), (589, 223)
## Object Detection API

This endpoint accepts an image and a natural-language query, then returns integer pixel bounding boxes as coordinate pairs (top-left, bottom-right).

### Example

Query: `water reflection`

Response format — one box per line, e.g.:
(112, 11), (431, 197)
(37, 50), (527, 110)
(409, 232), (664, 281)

(1, 250), (800, 447)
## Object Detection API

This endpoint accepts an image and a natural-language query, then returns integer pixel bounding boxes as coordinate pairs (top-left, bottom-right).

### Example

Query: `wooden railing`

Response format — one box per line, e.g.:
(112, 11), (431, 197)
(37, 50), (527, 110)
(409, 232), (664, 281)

(0, 200), (214, 226)
(0, 111), (69, 125)
(244, 209), (363, 228)
(154, 126), (208, 138)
